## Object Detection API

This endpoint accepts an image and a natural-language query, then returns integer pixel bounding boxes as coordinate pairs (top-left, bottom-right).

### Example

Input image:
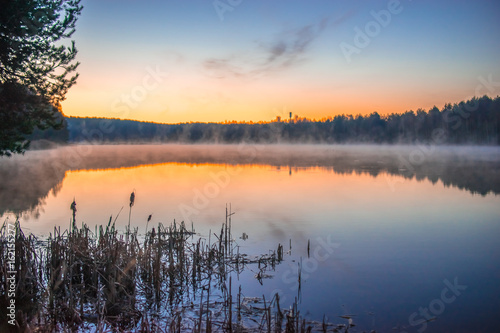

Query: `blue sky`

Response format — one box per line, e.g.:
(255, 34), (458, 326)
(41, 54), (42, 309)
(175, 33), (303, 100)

(61, 0), (500, 123)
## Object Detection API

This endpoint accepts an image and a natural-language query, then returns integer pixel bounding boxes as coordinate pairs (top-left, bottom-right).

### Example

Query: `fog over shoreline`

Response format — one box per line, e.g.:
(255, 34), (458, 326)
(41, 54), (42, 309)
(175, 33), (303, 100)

(1, 144), (499, 217)
(32, 143), (500, 170)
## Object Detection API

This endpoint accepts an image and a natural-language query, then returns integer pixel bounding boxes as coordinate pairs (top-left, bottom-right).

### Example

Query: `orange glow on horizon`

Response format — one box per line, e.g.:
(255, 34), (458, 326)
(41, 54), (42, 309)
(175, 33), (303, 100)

(61, 86), (471, 124)
(61, 68), (469, 124)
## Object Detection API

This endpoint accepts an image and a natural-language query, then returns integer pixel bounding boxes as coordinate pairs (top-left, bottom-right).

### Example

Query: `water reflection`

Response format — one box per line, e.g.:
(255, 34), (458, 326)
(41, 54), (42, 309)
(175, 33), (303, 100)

(1, 145), (499, 332)
(0, 151), (65, 218)
(1, 144), (499, 219)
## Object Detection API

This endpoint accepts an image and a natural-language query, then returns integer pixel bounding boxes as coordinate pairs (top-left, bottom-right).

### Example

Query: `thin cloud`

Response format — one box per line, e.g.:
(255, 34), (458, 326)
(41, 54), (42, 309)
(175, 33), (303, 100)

(202, 14), (353, 80)
(203, 58), (246, 79)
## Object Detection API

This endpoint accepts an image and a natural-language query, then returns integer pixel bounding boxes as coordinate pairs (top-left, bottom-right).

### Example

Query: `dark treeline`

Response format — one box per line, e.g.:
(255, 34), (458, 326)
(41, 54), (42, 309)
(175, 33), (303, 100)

(66, 95), (500, 145)
(29, 113), (69, 143)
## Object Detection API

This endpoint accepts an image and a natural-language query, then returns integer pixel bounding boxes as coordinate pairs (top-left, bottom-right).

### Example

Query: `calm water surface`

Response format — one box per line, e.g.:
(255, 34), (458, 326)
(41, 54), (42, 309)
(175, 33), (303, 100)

(1, 144), (499, 332)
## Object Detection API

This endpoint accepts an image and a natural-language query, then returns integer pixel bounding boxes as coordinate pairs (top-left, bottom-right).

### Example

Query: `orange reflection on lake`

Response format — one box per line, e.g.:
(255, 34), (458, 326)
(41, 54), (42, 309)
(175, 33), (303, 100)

(18, 160), (499, 241)
(2, 145), (500, 331)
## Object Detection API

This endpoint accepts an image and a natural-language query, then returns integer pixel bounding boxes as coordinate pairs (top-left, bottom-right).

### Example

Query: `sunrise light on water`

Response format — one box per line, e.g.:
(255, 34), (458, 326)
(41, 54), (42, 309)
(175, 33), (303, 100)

(1, 1), (500, 332)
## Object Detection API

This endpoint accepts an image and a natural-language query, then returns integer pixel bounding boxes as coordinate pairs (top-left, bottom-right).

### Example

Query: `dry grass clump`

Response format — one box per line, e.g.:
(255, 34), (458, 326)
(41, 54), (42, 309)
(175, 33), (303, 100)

(0, 200), (352, 332)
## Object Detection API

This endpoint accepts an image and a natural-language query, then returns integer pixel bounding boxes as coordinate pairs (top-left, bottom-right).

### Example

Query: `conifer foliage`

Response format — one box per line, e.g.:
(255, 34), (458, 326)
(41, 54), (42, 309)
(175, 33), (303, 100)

(0, 0), (82, 156)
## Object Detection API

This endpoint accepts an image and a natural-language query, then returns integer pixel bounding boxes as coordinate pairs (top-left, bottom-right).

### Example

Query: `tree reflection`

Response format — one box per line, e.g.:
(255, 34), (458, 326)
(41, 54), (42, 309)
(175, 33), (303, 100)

(0, 145), (498, 218)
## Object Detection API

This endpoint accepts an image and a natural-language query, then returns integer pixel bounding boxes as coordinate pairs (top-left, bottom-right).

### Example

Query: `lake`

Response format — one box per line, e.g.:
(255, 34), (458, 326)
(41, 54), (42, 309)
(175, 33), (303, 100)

(1, 144), (499, 332)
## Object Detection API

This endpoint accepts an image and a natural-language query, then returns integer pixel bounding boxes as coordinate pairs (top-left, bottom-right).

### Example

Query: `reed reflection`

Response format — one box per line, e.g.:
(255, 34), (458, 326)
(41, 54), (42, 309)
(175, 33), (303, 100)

(0, 144), (499, 220)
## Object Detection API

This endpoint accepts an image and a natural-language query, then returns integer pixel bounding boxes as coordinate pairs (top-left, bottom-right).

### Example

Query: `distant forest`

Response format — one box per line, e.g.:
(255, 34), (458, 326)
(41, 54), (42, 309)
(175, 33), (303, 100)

(39, 95), (500, 145)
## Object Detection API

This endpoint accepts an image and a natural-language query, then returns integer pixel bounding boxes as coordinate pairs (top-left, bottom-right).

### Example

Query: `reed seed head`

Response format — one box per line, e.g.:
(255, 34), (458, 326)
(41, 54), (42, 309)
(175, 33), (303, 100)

(130, 191), (135, 207)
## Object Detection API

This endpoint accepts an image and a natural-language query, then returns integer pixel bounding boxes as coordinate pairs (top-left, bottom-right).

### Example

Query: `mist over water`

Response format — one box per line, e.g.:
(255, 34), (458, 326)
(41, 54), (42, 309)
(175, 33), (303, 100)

(1, 144), (499, 332)
(1, 144), (499, 219)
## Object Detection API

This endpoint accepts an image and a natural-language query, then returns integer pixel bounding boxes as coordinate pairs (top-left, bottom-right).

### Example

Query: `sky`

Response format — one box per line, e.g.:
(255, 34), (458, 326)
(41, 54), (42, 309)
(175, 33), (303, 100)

(60, 0), (500, 124)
